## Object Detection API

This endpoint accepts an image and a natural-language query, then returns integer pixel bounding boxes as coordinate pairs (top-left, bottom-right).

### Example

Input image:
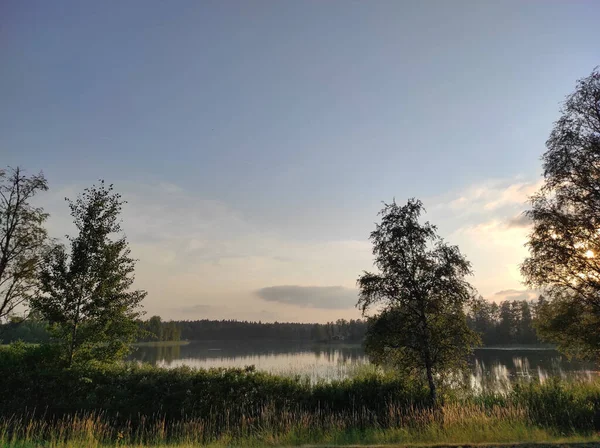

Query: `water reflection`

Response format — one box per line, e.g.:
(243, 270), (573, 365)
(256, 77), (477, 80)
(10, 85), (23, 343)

(129, 342), (598, 391)
(469, 349), (597, 393)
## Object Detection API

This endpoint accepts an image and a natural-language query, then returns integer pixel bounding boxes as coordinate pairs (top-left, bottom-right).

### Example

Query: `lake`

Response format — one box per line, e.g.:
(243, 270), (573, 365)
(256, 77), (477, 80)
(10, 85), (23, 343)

(129, 340), (599, 391)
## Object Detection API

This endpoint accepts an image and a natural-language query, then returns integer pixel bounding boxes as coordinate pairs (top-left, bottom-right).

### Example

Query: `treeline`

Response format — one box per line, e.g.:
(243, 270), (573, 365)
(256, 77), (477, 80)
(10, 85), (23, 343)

(0, 317), (369, 344)
(137, 316), (182, 342)
(2, 304), (545, 346)
(467, 298), (541, 346)
(0, 315), (50, 344)
(175, 318), (368, 342)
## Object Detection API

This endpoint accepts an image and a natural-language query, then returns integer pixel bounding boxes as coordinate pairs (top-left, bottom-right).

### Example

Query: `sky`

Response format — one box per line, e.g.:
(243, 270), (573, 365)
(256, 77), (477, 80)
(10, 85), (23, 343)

(2, 1), (599, 323)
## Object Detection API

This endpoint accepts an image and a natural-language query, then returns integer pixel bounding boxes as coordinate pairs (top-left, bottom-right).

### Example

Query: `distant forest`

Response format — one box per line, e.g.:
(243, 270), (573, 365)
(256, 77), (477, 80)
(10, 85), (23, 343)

(1, 298), (544, 347)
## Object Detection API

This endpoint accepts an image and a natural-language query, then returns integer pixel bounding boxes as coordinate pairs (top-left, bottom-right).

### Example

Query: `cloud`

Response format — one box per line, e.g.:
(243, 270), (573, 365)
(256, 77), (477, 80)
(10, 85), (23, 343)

(458, 219), (529, 248)
(505, 213), (532, 229)
(483, 181), (540, 211)
(492, 288), (541, 302)
(438, 179), (542, 213)
(256, 285), (358, 309)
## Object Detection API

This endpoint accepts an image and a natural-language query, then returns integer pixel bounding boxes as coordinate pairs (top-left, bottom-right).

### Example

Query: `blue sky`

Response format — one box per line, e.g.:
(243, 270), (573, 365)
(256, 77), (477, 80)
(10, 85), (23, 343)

(2, 1), (599, 322)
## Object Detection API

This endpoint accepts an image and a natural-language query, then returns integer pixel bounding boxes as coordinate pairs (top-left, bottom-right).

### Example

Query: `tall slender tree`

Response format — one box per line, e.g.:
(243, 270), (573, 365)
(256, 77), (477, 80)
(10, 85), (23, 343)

(0, 167), (50, 322)
(32, 181), (146, 365)
(521, 67), (600, 360)
(357, 199), (479, 404)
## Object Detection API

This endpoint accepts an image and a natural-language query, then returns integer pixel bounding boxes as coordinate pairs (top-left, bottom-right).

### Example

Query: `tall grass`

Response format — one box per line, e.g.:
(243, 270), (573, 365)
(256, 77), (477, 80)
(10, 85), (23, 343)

(1, 402), (598, 447)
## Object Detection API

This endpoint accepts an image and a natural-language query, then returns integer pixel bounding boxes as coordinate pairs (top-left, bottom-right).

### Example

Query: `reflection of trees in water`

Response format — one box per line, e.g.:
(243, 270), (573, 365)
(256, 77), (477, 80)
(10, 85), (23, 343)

(130, 343), (598, 390)
(310, 345), (364, 364)
(468, 349), (598, 394)
(132, 341), (366, 367)
(131, 344), (182, 366)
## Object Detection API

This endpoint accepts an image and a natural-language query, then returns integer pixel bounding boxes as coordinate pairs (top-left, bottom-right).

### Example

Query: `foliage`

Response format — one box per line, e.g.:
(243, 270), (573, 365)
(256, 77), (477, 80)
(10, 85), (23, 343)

(137, 315), (182, 342)
(357, 199), (480, 403)
(521, 67), (600, 361)
(0, 312), (50, 343)
(31, 182), (146, 366)
(0, 167), (50, 322)
(0, 343), (428, 427)
(1, 345), (600, 446)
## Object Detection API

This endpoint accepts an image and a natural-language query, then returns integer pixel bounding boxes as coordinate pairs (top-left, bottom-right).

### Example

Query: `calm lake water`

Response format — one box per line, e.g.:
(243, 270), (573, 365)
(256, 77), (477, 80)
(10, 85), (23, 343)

(129, 340), (599, 391)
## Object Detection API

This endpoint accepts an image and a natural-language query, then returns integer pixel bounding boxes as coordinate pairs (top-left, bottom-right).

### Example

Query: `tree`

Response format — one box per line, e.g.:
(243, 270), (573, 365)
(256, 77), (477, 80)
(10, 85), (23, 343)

(518, 301), (536, 345)
(148, 315), (163, 341)
(357, 199), (479, 404)
(32, 181), (146, 366)
(0, 167), (50, 322)
(521, 68), (600, 360)
(497, 301), (517, 345)
(467, 296), (496, 346)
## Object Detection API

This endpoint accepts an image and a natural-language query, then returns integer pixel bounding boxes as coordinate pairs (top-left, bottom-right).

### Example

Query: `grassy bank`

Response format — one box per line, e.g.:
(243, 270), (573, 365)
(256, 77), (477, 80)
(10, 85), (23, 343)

(1, 344), (600, 446)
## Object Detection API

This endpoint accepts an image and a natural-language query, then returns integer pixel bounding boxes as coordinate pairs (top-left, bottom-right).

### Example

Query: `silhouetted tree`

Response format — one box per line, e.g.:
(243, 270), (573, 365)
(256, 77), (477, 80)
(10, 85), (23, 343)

(0, 167), (50, 322)
(466, 298), (541, 347)
(357, 199), (479, 404)
(32, 182), (146, 365)
(522, 67), (600, 360)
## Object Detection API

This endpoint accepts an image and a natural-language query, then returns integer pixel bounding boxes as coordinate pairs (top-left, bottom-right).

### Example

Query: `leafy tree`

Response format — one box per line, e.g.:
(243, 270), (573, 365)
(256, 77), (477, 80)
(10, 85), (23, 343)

(357, 199), (479, 404)
(0, 167), (50, 322)
(521, 68), (600, 360)
(162, 321), (181, 341)
(32, 181), (146, 365)
(148, 315), (163, 340)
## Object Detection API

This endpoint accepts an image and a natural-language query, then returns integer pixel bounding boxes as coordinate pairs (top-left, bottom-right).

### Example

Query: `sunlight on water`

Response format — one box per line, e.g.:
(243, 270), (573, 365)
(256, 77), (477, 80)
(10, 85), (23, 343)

(129, 342), (599, 391)
(160, 350), (370, 382)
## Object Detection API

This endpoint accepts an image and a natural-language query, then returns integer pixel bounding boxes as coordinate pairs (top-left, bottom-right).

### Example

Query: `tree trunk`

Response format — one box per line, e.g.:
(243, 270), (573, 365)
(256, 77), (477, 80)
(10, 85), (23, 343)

(68, 296), (82, 367)
(68, 322), (77, 367)
(425, 358), (437, 405)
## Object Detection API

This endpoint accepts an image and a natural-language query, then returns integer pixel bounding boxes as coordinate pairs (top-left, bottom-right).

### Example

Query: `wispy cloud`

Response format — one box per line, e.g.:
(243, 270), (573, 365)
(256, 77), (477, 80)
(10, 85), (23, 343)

(256, 285), (358, 309)
(438, 179), (542, 214)
(492, 288), (540, 303)
(505, 212), (532, 229)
